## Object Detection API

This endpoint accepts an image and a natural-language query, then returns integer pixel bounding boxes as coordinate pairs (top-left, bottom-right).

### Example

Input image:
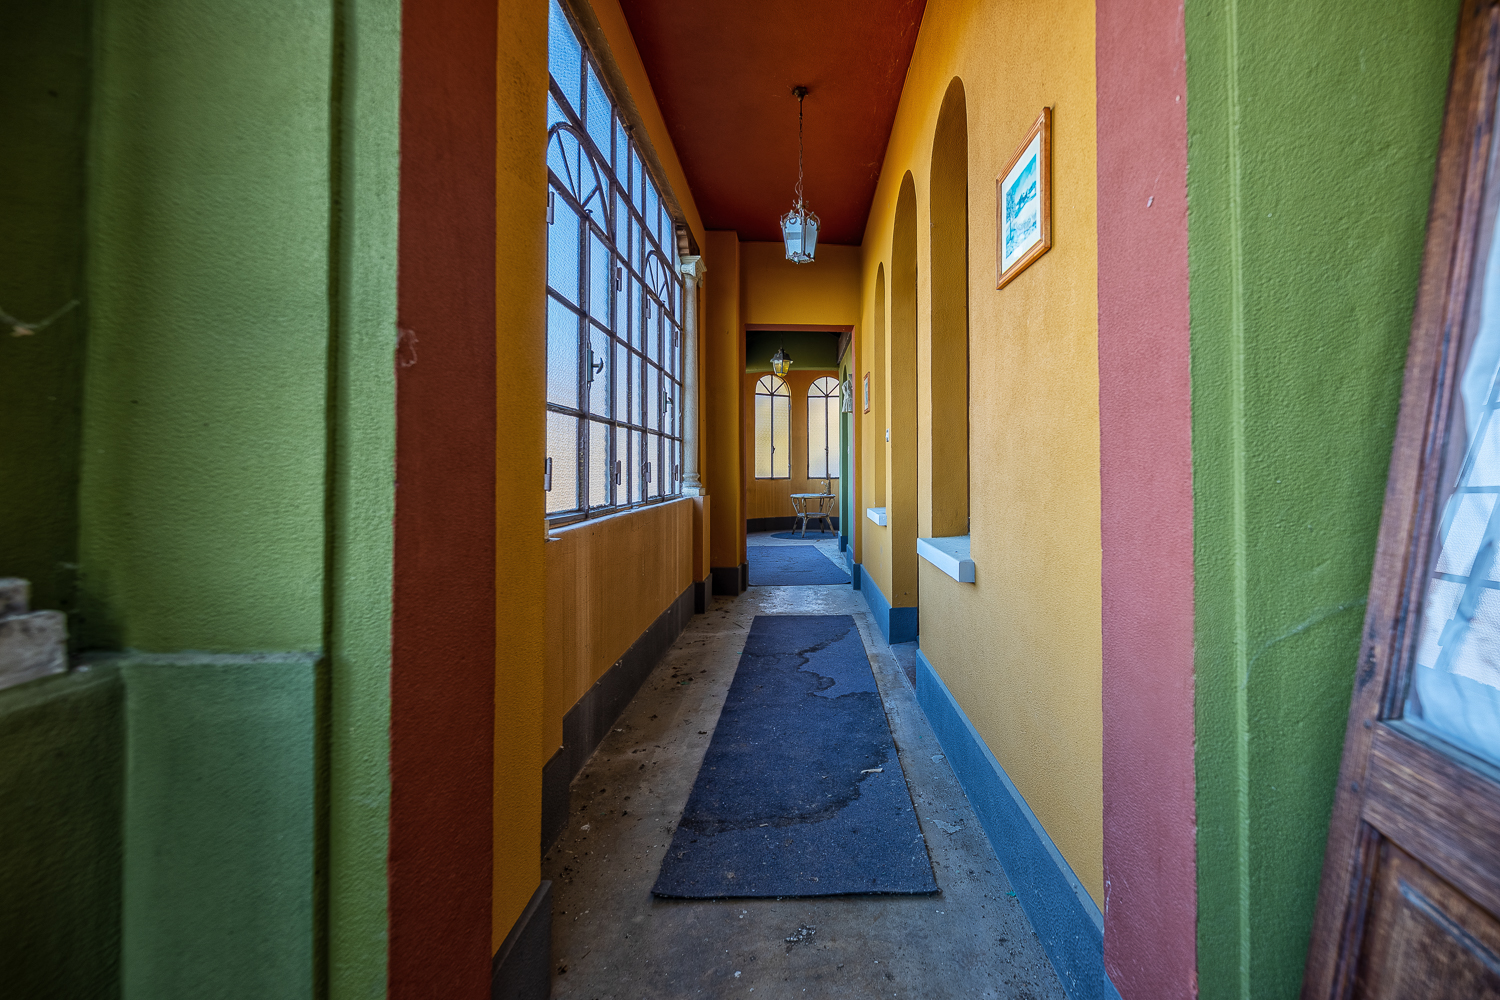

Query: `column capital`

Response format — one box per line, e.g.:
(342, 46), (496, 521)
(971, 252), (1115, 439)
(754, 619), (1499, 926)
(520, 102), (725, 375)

(679, 254), (706, 284)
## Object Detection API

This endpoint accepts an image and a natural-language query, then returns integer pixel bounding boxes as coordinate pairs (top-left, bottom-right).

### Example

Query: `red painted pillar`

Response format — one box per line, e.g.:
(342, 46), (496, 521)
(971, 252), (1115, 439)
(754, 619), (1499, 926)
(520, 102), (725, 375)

(1096, 0), (1196, 997)
(390, 0), (498, 994)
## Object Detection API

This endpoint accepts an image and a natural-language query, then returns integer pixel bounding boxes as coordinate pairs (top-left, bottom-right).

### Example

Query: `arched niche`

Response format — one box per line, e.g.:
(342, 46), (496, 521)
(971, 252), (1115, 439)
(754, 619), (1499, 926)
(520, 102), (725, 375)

(889, 172), (920, 608)
(871, 264), (887, 506)
(928, 78), (969, 538)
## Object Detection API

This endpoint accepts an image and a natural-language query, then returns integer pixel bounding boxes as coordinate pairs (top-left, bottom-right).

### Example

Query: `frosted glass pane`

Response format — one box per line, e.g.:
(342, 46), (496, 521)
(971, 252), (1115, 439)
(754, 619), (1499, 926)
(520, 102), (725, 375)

(663, 376), (678, 438)
(645, 364), (659, 432)
(773, 396), (790, 479)
(548, 0), (581, 114)
(589, 233), (610, 324)
(547, 198), (579, 305)
(547, 93), (564, 130)
(546, 411), (578, 514)
(546, 298), (579, 408)
(586, 325), (609, 417)
(755, 394), (773, 478)
(644, 300), (659, 364)
(589, 419), (609, 508)
(615, 425), (629, 497)
(615, 342), (631, 426)
(645, 179), (658, 240)
(585, 65), (612, 161)
(808, 396), (829, 479)
(647, 432), (662, 497)
(633, 149), (645, 212)
(634, 430), (648, 501)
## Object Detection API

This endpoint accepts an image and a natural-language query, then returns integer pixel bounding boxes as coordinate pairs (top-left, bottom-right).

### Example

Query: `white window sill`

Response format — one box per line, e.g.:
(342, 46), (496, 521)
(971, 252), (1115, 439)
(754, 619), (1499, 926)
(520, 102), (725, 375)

(918, 535), (975, 583)
(866, 507), (887, 526)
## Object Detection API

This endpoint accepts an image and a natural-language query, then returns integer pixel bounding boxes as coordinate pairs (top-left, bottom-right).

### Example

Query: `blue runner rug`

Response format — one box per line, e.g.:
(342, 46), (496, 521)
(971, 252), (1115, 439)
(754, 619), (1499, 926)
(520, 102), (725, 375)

(652, 615), (937, 898)
(747, 545), (850, 586)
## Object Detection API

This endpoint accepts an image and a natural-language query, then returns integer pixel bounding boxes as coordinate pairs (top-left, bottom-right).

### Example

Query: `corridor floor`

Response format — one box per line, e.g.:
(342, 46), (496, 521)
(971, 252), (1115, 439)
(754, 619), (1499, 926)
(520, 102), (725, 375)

(543, 532), (1066, 1000)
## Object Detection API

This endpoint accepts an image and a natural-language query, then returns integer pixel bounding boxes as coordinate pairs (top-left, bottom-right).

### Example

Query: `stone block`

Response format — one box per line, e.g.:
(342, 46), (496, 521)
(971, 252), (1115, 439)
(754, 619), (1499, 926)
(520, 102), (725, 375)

(0, 611), (68, 692)
(0, 578), (28, 618)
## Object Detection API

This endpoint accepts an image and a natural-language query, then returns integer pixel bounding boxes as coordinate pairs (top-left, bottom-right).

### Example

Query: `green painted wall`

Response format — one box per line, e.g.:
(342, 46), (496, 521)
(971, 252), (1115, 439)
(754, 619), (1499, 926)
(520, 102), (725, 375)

(0, 668), (124, 1000)
(66, 1), (397, 998)
(1186, 0), (1459, 996)
(745, 329), (841, 372)
(0, 0), (91, 616)
(326, 1), (401, 997)
(79, 0), (333, 654)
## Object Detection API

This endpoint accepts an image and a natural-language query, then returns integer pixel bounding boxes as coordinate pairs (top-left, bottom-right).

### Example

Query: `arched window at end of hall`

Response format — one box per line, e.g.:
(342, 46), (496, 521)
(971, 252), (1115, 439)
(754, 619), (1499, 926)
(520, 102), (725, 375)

(544, 0), (684, 522)
(807, 376), (840, 480)
(754, 375), (790, 479)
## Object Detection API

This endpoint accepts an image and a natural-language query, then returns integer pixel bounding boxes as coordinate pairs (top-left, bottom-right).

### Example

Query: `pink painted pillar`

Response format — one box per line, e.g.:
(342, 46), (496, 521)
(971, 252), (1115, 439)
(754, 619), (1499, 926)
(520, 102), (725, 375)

(1096, 0), (1196, 997)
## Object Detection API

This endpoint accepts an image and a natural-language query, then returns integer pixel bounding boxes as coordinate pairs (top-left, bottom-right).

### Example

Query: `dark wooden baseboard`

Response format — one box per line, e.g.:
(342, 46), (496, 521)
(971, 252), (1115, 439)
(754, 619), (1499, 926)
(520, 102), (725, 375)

(541, 583), (695, 852)
(491, 880), (552, 1000)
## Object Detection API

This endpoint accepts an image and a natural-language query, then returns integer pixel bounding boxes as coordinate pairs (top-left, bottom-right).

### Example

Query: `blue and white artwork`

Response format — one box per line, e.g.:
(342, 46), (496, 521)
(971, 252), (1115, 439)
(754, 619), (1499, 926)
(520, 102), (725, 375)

(1002, 132), (1043, 271)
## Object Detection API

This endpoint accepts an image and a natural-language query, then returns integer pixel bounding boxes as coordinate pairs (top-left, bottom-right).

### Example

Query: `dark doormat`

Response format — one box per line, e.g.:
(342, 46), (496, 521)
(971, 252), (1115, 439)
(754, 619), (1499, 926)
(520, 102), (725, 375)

(768, 530), (837, 540)
(746, 545), (850, 586)
(652, 615), (938, 898)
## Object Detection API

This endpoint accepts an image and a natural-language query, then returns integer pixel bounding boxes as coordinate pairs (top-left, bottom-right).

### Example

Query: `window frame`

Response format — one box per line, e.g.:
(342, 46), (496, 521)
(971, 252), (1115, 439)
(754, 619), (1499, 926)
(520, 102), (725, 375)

(544, 0), (685, 526)
(807, 376), (841, 481)
(754, 374), (790, 480)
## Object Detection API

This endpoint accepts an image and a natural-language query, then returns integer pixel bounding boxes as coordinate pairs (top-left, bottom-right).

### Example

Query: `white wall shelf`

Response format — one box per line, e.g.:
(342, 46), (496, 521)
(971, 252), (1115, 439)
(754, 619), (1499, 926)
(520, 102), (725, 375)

(918, 535), (975, 583)
(866, 507), (888, 526)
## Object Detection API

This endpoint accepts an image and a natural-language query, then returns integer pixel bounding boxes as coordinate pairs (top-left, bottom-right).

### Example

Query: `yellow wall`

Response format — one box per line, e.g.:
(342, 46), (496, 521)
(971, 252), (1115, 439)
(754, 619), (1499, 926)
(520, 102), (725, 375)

(704, 231), (743, 572)
(739, 242), (862, 327)
(493, 0), (548, 948)
(544, 500), (694, 751)
(742, 369), (844, 521)
(857, 0), (1103, 902)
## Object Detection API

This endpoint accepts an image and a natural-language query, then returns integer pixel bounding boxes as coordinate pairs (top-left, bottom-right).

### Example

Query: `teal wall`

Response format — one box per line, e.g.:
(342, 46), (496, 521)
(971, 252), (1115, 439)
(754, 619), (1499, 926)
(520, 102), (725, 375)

(0, 0), (399, 997)
(1186, 0), (1459, 996)
(0, 0), (91, 616)
(0, 669), (124, 999)
(120, 656), (317, 997)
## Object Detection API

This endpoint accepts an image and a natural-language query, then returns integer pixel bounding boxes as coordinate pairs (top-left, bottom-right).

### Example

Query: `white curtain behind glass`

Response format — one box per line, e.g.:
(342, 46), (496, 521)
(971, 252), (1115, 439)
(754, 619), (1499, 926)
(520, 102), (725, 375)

(1407, 217), (1500, 766)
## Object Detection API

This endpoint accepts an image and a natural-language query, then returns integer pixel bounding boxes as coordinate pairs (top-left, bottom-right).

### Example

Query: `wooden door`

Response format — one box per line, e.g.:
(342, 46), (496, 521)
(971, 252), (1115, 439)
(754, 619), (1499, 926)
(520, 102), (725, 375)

(1304, 1), (1500, 996)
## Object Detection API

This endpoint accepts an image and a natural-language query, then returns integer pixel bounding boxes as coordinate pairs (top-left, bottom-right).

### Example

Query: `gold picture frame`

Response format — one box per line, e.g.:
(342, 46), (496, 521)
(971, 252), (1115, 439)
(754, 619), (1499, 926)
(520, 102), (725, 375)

(996, 107), (1052, 289)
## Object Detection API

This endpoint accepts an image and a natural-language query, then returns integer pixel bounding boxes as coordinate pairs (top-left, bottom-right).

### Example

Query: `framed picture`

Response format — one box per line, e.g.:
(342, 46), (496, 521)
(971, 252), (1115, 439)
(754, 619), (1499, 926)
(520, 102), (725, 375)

(996, 107), (1052, 289)
(863, 373), (871, 413)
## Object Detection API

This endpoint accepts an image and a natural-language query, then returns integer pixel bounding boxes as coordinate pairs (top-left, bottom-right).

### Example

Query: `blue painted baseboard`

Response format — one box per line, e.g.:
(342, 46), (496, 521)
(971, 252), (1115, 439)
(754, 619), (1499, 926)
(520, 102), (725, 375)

(915, 650), (1119, 1000)
(853, 564), (917, 643)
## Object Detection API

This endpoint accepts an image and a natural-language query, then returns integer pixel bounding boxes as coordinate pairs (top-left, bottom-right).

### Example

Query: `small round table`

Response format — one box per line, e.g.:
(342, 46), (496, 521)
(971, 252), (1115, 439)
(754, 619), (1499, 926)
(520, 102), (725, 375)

(789, 493), (838, 538)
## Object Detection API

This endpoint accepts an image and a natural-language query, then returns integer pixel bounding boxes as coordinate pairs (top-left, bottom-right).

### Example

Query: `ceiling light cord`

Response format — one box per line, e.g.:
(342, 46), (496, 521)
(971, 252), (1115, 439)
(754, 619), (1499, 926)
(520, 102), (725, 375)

(794, 86), (807, 212)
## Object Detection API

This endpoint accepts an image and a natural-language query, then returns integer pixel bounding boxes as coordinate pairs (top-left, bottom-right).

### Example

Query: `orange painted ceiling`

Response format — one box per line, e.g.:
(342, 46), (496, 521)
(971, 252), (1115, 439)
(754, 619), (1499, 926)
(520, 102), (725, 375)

(619, 0), (928, 246)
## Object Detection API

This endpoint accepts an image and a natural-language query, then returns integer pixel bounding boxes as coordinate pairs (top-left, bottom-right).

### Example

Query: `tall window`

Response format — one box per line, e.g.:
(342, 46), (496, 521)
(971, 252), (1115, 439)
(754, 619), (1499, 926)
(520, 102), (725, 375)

(754, 375), (789, 479)
(545, 0), (683, 521)
(807, 376), (840, 480)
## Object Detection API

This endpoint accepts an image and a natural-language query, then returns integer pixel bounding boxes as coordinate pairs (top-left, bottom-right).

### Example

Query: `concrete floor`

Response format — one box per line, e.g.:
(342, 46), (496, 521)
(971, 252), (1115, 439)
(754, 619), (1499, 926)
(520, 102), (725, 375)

(543, 533), (1066, 1000)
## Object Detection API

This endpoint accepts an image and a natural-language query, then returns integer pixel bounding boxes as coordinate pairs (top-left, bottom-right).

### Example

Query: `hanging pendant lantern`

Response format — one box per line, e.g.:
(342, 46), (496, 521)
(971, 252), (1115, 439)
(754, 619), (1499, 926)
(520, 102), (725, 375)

(771, 344), (794, 377)
(780, 86), (820, 264)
